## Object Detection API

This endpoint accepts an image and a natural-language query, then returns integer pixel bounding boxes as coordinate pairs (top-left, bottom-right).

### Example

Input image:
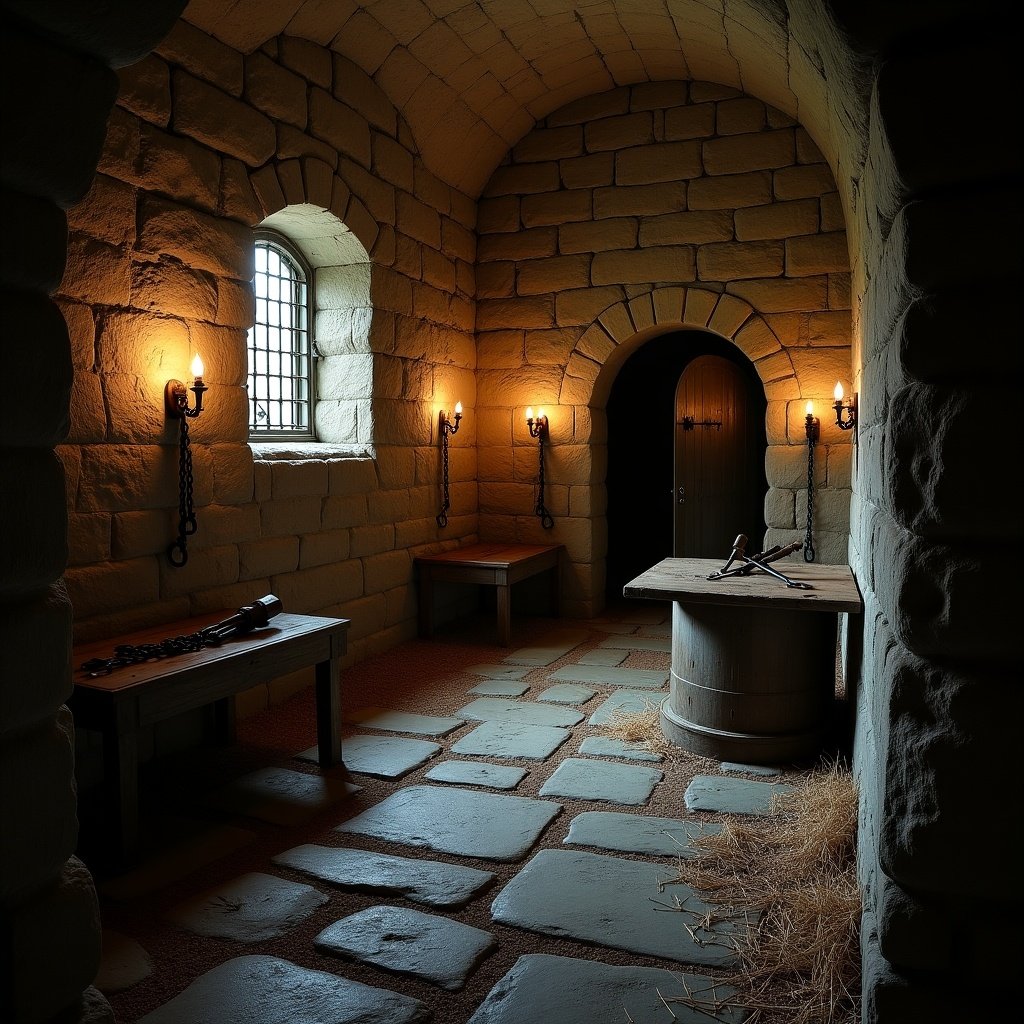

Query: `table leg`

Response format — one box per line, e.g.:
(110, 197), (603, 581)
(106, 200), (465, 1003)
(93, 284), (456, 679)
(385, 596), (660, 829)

(104, 726), (139, 865)
(496, 584), (511, 646)
(315, 656), (343, 767)
(214, 695), (236, 746)
(418, 568), (434, 638)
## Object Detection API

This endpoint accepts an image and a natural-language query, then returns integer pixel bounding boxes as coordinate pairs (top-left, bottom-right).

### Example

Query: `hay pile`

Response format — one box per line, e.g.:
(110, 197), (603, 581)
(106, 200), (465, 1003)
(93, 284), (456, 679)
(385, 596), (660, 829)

(605, 710), (861, 1023)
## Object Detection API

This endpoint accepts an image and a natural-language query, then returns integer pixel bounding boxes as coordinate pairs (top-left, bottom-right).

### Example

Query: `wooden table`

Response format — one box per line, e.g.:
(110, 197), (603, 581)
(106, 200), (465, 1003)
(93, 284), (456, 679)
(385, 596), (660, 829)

(416, 542), (563, 646)
(71, 610), (349, 864)
(624, 557), (863, 763)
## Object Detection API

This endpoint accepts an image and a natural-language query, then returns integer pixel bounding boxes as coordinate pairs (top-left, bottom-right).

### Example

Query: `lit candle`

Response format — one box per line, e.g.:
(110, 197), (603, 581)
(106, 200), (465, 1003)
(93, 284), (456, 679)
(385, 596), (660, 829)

(536, 407), (544, 420)
(805, 400), (814, 416)
(525, 407), (534, 421)
(191, 354), (205, 384)
(454, 401), (462, 416)
(834, 381), (844, 403)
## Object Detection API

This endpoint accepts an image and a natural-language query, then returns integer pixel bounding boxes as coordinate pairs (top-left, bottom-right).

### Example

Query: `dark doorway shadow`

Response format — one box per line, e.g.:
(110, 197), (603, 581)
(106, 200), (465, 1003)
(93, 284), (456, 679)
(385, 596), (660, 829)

(605, 329), (767, 604)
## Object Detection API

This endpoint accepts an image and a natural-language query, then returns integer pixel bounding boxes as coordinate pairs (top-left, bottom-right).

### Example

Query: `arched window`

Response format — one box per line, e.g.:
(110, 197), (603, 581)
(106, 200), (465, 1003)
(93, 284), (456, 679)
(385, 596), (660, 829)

(248, 231), (315, 438)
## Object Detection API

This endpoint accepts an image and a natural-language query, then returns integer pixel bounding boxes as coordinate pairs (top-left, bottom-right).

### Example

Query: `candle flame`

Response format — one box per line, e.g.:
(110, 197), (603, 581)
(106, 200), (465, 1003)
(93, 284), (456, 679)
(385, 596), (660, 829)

(525, 407), (533, 420)
(536, 408), (544, 419)
(834, 381), (844, 402)
(805, 400), (813, 416)
(191, 354), (205, 379)
(454, 401), (462, 415)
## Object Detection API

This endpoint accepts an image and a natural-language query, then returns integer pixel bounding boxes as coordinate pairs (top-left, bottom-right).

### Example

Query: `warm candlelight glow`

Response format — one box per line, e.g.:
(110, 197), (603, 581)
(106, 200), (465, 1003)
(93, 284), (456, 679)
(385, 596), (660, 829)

(191, 354), (205, 380)
(536, 408), (544, 419)
(454, 401), (462, 415)
(805, 400), (813, 416)
(525, 407), (534, 420)
(834, 381), (844, 402)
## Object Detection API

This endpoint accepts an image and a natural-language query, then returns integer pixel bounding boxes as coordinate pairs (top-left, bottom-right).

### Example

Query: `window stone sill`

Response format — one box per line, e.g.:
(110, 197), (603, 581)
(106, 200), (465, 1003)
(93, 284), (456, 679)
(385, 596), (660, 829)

(249, 441), (375, 462)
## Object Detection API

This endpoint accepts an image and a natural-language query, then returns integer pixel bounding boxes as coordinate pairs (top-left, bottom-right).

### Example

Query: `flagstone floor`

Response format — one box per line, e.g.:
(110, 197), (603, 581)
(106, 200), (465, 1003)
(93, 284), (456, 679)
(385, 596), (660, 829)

(86, 599), (841, 1024)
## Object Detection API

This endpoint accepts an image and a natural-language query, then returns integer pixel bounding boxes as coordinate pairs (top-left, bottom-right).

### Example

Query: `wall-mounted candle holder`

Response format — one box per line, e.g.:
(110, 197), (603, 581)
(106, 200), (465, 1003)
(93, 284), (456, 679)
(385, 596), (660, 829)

(436, 402), (462, 528)
(165, 355), (207, 567)
(804, 400), (819, 562)
(525, 407), (554, 529)
(833, 381), (857, 432)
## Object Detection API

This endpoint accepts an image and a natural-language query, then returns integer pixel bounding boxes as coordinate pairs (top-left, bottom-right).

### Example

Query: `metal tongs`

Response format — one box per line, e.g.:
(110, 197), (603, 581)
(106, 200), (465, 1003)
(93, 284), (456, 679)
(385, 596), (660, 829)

(706, 535), (813, 589)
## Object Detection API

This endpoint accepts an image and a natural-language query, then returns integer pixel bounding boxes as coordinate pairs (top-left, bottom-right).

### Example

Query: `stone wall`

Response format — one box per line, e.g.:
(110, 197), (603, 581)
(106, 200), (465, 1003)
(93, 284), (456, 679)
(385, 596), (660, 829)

(56, 26), (480, 703)
(475, 81), (853, 616)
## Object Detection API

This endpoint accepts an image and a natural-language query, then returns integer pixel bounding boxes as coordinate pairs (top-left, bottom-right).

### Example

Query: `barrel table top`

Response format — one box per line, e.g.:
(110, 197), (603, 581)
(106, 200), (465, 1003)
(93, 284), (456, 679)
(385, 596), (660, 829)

(623, 557), (863, 614)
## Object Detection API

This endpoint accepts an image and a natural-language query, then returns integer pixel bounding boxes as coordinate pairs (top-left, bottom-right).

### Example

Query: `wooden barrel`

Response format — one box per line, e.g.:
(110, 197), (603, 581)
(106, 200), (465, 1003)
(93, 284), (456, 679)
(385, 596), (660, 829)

(660, 600), (838, 763)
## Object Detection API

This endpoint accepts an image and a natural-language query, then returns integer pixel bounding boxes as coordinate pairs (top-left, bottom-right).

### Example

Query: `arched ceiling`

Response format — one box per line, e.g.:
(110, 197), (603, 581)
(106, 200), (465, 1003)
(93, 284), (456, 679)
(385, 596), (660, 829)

(181, 1), (868, 197)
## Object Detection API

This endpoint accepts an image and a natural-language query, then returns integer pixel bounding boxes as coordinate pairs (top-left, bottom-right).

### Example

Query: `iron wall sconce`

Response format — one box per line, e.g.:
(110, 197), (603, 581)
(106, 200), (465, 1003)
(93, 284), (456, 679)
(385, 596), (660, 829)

(833, 381), (858, 432)
(803, 401), (819, 562)
(165, 354), (207, 568)
(436, 401), (462, 528)
(525, 407), (554, 529)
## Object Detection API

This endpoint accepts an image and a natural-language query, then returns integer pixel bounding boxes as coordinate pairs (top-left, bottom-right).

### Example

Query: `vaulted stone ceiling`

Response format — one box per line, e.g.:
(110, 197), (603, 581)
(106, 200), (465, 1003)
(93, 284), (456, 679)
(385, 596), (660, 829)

(182, 0), (867, 197)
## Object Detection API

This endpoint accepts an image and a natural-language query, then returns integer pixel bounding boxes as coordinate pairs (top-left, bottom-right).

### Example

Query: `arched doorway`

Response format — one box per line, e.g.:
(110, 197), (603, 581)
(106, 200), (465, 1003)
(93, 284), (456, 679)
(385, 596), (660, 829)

(605, 329), (768, 603)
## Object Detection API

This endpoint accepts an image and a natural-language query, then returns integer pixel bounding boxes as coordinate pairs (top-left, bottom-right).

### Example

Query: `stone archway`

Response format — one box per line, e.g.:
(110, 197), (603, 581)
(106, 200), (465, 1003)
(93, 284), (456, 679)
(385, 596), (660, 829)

(553, 285), (846, 613)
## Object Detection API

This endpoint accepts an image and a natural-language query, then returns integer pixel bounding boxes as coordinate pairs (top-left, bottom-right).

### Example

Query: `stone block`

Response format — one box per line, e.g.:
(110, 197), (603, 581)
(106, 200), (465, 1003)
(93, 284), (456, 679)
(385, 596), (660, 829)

(594, 181), (686, 218)
(350, 524), (395, 558)
(727, 276), (829, 312)
(211, 443), (254, 504)
(521, 189), (592, 227)
(67, 174), (136, 248)
(485, 162), (560, 197)
(513, 125), (584, 162)
(476, 297), (555, 332)
(130, 258), (218, 323)
(111, 508), (173, 559)
(786, 231), (850, 276)
(735, 198), (820, 241)
(560, 152), (615, 189)
(273, 560), (364, 614)
(61, 235), (131, 307)
(592, 246), (695, 285)
(63, 555), (160, 619)
(239, 537), (300, 580)
(270, 460), (329, 499)
(156, 20), (243, 96)
(363, 549), (412, 594)
(396, 191), (441, 248)
(117, 53), (171, 126)
(478, 227), (558, 262)
(639, 210), (733, 247)
(517, 255), (591, 295)
(279, 36), (332, 88)
(584, 111), (654, 152)
(261, 496), (322, 537)
(220, 158), (263, 225)
(137, 122), (221, 212)
(615, 140), (702, 185)
(300, 529), (351, 568)
(703, 129), (794, 175)
(322, 494), (369, 530)
(334, 55), (396, 134)
(664, 102), (716, 140)
(774, 164), (836, 200)
(698, 239), (784, 281)
(715, 97), (766, 135)
(559, 218), (637, 254)
(245, 51), (307, 129)
(137, 195), (254, 281)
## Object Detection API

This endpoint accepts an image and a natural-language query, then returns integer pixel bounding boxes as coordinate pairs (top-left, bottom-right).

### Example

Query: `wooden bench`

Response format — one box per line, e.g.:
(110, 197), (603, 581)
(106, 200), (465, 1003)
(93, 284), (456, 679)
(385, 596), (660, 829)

(71, 609), (349, 865)
(415, 542), (563, 646)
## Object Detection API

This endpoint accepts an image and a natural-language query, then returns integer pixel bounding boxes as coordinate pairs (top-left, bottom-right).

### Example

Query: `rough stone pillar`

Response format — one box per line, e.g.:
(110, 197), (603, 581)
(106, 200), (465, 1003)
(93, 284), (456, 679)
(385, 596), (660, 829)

(0, 3), (186, 1021)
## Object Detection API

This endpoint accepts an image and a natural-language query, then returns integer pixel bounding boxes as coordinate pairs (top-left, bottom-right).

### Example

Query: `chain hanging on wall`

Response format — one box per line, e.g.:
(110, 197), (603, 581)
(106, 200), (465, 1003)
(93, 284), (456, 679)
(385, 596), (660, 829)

(168, 413), (197, 566)
(803, 404), (819, 562)
(526, 409), (554, 529)
(436, 404), (462, 528)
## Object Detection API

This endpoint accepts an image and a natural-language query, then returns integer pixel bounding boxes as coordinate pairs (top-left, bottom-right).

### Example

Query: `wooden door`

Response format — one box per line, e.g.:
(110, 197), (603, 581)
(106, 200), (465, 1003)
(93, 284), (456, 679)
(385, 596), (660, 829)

(674, 355), (764, 558)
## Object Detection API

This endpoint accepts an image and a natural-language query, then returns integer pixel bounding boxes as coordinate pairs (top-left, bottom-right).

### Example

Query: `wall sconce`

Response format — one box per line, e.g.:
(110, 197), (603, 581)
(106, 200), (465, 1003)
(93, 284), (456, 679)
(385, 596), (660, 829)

(525, 407), (554, 529)
(803, 400), (819, 563)
(436, 401), (462, 528)
(165, 354), (208, 568)
(833, 381), (858, 432)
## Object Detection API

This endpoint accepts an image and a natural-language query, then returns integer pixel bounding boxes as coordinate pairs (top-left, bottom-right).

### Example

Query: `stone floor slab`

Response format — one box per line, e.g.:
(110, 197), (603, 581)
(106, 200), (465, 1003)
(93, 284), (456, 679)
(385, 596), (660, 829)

(684, 774), (795, 815)
(344, 706), (465, 737)
(467, 953), (747, 1024)
(342, 734), (441, 779)
(564, 811), (721, 856)
(96, 930), (152, 994)
(638, 622), (672, 637)
(207, 768), (360, 827)
(467, 679), (530, 697)
(502, 629), (590, 666)
(272, 845), (495, 908)
(450, 721), (571, 760)
(137, 955), (429, 1024)
(336, 785), (562, 862)
(549, 664), (668, 689)
(166, 872), (328, 942)
(576, 648), (627, 666)
(315, 905), (496, 991)
(720, 761), (784, 776)
(598, 635), (671, 653)
(536, 683), (596, 705)
(424, 759), (528, 790)
(490, 849), (739, 966)
(578, 736), (663, 762)
(538, 757), (662, 806)
(586, 621), (640, 634)
(466, 664), (531, 680)
(621, 606), (669, 624)
(587, 690), (663, 725)
(456, 697), (584, 728)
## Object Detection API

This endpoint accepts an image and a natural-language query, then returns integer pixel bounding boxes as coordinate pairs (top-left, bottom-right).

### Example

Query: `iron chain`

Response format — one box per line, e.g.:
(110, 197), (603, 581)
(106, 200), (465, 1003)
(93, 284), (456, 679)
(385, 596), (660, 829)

(436, 425), (451, 528)
(535, 436), (554, 529)
(168, 415), (197, 566)
(804, 431), (816, 562)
